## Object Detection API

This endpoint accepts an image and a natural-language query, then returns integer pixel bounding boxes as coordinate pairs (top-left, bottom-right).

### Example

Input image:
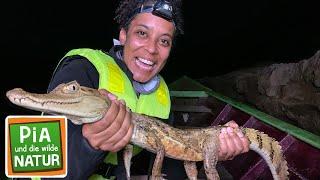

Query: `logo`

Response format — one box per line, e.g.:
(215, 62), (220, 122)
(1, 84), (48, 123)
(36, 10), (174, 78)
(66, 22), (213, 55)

(5, 116), (67, 178)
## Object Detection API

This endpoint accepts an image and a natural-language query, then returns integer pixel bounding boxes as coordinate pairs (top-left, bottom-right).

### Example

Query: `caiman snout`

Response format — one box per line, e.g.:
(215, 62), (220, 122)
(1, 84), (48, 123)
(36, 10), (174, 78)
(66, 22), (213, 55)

(6, 88), (26, 103)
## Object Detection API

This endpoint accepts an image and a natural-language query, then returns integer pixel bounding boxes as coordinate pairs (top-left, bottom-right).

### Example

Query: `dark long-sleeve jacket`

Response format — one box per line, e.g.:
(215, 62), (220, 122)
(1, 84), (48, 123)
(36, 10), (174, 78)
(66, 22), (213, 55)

(46, 46), (186, 180)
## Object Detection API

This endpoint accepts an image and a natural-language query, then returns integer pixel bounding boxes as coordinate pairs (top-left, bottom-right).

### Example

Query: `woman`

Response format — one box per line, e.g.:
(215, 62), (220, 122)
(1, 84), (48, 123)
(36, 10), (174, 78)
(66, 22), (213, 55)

(47, 0), (249, 179)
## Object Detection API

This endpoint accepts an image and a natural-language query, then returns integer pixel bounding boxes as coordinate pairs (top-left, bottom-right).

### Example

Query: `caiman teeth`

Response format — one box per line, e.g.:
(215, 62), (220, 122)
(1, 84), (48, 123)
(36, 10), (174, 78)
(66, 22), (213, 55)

(12, 96), (78, 107)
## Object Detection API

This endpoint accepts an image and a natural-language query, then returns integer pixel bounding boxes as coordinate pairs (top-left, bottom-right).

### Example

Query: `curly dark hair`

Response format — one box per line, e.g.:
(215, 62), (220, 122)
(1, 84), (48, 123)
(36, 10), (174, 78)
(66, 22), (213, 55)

(114, 0), (184, 36)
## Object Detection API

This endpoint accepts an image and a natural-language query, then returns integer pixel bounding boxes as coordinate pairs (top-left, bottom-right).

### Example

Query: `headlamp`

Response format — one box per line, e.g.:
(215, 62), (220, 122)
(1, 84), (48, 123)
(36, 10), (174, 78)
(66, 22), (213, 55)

(129, 0), (175, 23)
(152, 0), (174, 22)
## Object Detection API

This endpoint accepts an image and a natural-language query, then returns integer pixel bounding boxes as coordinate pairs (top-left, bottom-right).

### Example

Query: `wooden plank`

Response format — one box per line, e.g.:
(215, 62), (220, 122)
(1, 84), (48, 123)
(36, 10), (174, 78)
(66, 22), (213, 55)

(171, 105), (212, 113)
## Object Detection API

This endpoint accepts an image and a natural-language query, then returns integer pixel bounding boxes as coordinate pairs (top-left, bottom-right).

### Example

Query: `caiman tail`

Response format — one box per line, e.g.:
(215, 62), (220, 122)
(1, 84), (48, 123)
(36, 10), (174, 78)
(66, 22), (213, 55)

(243, 128), (289, 180)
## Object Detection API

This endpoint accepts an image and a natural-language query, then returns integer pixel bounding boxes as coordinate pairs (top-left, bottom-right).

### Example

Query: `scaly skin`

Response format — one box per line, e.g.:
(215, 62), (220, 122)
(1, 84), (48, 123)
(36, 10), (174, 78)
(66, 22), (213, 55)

(6, 81), (289, 180)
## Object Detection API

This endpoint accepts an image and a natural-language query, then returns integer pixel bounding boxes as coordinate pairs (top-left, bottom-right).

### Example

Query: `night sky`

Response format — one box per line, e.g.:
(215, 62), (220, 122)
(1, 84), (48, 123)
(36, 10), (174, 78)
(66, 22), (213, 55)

(2, 0), (320, 174)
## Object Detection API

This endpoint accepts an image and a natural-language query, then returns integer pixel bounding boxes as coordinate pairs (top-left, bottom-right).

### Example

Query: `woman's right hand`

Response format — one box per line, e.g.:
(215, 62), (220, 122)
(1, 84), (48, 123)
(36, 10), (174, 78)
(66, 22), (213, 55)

(82, 89), (133, 152)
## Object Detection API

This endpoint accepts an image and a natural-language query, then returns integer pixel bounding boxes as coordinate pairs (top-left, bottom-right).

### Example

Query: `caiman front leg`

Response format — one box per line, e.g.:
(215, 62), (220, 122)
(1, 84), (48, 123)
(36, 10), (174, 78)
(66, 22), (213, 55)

(184, 161), (198, 180)
(123, 144), (133, 180)
(203, 136), (220, 180)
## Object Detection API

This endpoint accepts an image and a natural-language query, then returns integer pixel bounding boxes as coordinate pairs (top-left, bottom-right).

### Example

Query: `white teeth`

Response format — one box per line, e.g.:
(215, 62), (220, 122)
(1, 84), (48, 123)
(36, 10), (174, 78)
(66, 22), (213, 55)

(137, 58), (154, 65)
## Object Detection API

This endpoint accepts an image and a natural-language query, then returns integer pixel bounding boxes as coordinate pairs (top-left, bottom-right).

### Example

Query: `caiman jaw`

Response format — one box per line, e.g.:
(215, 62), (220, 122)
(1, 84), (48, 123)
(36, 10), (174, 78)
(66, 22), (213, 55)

(6, 88), (106, 122)
(6, 88), (81, 108)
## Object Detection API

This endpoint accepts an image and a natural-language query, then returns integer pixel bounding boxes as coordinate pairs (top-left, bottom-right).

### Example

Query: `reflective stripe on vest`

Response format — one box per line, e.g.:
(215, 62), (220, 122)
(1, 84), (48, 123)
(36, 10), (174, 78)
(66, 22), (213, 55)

(63, 48), (170, 179)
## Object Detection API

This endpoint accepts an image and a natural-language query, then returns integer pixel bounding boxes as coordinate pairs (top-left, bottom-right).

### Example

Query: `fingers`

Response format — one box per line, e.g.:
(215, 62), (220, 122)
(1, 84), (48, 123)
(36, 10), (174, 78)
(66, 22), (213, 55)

(227, 121), (250, 154)
(84, 89), (118, 133)
(98, 89), (116, 99)
(219, 127), (238, 160)
(97, 100), (127, 139)
(84, 99), (119, 134)
(218, 121), (250, 161)
(218, 129), (228, 160)
(98, 106), (133, 152)
(97, 100), (132, 145)
(238, 131), (250, 153)
(103, 122), (134, 152)
(224, 128), (237, 160)
(224, 120), (238, 128)
(98, 89), (109, 97)
(82, 92), (133, 152)
(226, 127), (244, 158)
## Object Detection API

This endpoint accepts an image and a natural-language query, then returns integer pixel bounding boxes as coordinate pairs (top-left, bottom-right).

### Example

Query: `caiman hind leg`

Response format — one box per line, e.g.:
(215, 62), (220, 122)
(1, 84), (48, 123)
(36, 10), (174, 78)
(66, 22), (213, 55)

(123, 144), (133, 180)
(146, 129), (166, 180)
(203, 136), (220, 180)
(184, 161), (198, 180)
(151, 142), (165, 180)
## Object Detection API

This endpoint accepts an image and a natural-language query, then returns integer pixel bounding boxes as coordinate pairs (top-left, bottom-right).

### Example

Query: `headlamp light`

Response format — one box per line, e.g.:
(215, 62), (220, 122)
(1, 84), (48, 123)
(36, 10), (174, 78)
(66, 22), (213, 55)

(152, 0), (174, 22)
(129, 0), (175, 24)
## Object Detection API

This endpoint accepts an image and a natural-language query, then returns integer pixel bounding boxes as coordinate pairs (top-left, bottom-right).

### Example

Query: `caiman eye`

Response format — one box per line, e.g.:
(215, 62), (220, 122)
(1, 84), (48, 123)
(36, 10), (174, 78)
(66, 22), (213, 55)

(65, 83), (79, 93)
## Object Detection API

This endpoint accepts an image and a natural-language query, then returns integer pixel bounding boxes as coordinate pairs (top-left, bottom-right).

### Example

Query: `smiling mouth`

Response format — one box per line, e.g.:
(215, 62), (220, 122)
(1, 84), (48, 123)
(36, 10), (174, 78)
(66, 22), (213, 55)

(135, 57), (155, 70)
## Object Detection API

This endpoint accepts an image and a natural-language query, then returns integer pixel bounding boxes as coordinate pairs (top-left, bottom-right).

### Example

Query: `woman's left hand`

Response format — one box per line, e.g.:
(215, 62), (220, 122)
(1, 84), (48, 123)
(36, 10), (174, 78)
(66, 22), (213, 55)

(218, 120), (250, 161)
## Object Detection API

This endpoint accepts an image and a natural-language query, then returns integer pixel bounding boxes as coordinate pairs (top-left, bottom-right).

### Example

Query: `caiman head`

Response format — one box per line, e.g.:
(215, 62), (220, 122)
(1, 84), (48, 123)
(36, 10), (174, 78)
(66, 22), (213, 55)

(6, 81), (110, 124)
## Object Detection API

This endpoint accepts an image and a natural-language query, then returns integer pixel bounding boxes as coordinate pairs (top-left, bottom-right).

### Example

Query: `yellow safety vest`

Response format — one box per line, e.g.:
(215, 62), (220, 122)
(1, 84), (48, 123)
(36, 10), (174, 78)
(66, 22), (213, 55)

(63, 48), (171, 179)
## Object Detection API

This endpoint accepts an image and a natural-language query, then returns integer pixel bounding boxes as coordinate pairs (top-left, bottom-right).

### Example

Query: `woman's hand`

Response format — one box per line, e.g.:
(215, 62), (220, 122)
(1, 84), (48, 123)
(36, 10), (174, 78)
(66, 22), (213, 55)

(218, 121), (250, 160)
(82, 89), (133, 152)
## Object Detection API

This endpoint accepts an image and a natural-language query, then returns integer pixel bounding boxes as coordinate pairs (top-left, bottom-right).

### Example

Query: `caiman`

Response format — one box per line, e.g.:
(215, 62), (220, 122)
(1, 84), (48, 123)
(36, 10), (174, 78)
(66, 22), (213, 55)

(6, 81), (289, 180)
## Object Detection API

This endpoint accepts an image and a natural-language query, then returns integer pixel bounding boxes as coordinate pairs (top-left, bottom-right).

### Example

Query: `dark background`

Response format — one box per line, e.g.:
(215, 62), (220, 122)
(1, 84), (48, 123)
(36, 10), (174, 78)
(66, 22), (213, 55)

(2, 0), (320, 176)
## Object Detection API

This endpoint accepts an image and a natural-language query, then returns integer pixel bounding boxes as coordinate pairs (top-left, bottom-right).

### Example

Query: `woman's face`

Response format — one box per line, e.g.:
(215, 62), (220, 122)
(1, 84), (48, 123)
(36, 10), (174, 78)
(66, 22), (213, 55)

(119, 13), (175, 83)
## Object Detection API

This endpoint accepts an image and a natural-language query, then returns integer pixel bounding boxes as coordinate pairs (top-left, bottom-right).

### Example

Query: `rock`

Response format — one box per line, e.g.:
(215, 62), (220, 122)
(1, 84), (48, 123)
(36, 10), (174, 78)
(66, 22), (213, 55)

(199, 50), (320, 135)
